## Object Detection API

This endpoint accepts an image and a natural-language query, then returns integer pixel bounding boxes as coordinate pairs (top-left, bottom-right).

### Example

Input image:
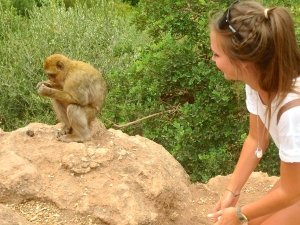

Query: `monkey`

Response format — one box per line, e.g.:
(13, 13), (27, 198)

(37, 54), (107, 143)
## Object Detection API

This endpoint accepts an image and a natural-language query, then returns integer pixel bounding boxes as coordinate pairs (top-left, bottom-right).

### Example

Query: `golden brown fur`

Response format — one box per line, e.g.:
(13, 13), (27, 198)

(37, 54), (107, 143)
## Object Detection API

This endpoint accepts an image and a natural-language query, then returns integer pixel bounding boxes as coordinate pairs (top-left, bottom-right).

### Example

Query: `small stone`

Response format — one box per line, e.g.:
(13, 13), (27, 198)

(26, 130), (35, 137)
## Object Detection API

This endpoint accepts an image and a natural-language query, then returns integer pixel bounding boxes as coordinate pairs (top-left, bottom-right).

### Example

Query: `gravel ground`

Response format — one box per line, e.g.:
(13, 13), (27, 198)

(7, 200), (97, 225)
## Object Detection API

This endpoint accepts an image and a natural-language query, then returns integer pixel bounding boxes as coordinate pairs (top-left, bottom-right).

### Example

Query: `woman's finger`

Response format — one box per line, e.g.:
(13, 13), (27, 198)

(207, 210), (222, 218)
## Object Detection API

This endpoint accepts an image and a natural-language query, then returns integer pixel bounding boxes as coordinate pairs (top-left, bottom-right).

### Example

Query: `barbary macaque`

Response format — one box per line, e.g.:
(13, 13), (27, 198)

(37, 54), (107, 143)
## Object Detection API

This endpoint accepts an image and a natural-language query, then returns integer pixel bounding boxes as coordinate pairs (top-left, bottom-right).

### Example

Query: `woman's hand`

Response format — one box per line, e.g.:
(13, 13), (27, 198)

(208, 190), (240, 222)
(208, 207), (241, 225)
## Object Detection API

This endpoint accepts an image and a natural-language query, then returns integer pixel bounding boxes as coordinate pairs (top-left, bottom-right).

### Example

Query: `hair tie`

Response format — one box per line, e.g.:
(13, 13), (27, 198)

(264, 8), (269, 19)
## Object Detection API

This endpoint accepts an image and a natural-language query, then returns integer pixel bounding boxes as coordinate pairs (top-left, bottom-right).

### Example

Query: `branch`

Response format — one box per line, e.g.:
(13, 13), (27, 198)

(103, 108), (178, 129)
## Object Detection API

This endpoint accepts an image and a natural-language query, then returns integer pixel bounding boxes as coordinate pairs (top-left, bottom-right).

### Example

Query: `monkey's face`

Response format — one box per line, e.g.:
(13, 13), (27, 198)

(44, 70), (65, 84)
(44, 63), (58, 82)
(44, 56), (66, 84)
(47, 73), (58, 83)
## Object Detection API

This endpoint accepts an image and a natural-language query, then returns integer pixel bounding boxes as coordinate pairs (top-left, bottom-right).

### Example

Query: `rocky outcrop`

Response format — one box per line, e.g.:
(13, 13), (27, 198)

(0, 120), (279, 225)
(0, 120), (192, 225)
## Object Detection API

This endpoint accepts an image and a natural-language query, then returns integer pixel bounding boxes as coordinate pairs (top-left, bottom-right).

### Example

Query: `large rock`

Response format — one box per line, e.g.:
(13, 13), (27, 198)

(0, 120), (279, 225)
(0, 120), (192, 224)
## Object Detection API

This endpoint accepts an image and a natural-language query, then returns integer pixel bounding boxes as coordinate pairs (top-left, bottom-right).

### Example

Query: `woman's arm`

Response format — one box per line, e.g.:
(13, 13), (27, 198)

(226, 113), (269, 195)
(241, 161), (300, 221)
(210, 112), (300, 224)
(210, 113), (269, 221)
(211, 161), (300, 225)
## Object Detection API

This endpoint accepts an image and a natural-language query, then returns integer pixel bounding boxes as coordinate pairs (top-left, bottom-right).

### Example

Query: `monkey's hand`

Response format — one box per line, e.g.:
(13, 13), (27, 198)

(37, 81), (52, 90)
(38, 83), (54, 97)
(37, 81), (63, 91)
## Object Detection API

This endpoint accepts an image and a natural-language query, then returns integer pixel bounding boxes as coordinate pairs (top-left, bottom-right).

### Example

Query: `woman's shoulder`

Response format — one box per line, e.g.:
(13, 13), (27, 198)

(245, 84), (257, 96)
(277, 77), (300, 103)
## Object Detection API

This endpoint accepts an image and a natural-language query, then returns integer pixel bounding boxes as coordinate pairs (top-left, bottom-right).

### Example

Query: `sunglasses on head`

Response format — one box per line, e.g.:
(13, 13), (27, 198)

(218, 0), (243, 41)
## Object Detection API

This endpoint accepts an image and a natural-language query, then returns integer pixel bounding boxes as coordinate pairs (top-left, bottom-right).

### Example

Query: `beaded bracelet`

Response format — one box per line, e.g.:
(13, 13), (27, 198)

(226, 189), (240, 197)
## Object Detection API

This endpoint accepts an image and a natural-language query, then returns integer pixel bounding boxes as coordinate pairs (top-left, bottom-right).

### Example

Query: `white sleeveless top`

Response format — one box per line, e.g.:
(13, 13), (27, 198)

(246, 82), (300, 163)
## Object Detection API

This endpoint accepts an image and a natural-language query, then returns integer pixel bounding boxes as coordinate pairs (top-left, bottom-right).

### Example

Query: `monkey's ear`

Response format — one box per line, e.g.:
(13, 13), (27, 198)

(56, 61), (64, 70)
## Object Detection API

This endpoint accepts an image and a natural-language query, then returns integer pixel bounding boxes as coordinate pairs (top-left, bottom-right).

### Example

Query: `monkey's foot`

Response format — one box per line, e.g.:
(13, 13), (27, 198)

(57, 134), (91, 143)
(55, 127), (72, 138)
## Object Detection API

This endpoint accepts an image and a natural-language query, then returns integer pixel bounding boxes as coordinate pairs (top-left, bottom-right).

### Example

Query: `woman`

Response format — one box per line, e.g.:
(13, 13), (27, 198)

(207, 0), (300, 224)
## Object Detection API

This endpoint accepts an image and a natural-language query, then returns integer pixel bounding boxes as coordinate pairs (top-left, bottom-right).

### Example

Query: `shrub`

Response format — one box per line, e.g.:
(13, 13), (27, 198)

(0, 0), (150, 131)
(104, 0), (299, 182)
(104, 0), (247, 182)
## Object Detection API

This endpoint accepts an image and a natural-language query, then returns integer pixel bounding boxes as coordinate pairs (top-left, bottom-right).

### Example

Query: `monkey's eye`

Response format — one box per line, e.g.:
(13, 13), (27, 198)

(48, 74), (56, 78)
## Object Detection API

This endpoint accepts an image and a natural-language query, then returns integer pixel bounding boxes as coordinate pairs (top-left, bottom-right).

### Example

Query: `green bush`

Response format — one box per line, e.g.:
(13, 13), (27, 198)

(104, 0), (247, 182)
(10, 0), (36, 16)
(104, 0), (298, 182)
(0, 0), (150, 131)
(122, 0), (139, 6)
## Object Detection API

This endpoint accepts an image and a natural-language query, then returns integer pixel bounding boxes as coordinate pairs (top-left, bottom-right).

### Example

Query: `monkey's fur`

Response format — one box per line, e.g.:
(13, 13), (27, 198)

(37, 54), (107, 143)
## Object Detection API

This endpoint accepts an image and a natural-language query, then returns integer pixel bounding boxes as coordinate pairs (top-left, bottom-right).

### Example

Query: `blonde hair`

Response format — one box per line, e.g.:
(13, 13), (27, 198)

(211, 1), (300, 109)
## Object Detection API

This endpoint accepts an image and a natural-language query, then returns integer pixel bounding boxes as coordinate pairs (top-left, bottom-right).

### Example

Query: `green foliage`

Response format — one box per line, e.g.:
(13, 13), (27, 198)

(62, 0), (101, 8)
(133, 0), (205, 43)
(122, 0), (139, 6)
(105, 0), (248, 182)
(0, 0), (149, 131)
(11, 0), (36, 16)
(104, 0), (299, 182)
